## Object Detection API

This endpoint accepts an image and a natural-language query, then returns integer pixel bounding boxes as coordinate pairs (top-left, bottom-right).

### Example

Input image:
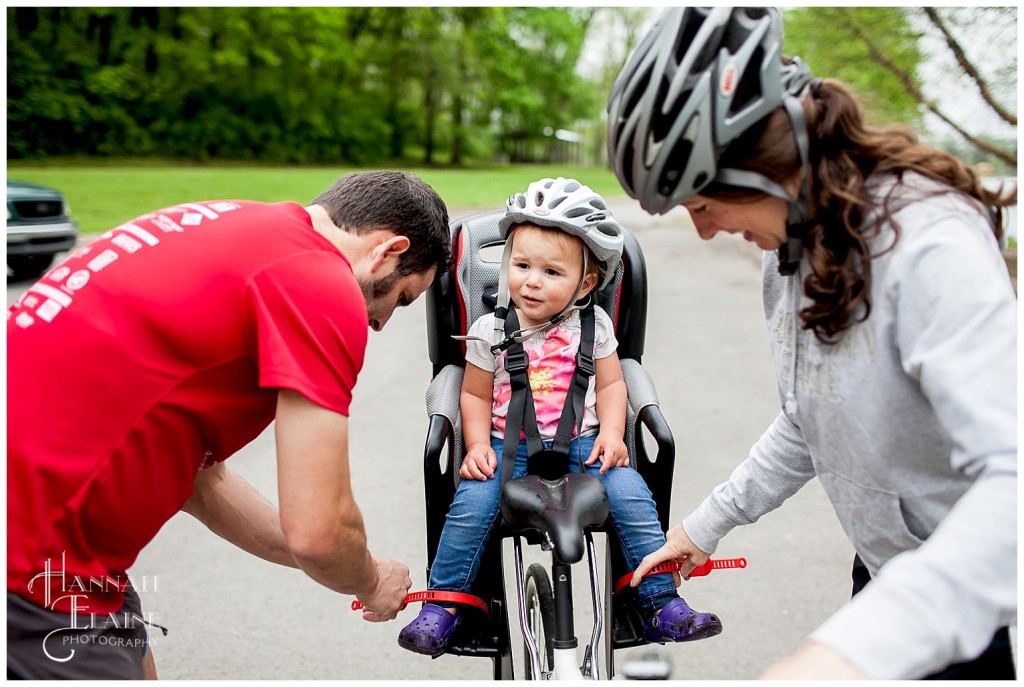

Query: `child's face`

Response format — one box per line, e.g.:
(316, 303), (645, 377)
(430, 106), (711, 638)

(507, 224), (596, 329)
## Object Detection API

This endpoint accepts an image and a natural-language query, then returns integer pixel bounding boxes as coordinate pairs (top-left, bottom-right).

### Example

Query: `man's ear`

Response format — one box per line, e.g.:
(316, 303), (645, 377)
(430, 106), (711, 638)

(368, 234), (410, 272)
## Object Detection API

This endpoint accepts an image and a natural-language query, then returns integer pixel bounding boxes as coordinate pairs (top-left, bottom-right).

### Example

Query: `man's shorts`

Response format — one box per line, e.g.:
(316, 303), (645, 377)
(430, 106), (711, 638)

(7, 589), (149, 680)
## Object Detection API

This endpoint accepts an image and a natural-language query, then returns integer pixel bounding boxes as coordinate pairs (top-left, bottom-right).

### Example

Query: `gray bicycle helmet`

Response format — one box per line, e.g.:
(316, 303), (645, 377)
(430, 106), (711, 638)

(607, 7), (814, 219)
(499, 177), (624, 289)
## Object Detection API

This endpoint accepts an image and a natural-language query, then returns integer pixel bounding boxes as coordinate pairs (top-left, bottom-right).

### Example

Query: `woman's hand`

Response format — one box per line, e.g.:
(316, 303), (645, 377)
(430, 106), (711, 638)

(460, 443), (498, 481)
(629, 524), (710, 588)
(584, 432), (630, 474)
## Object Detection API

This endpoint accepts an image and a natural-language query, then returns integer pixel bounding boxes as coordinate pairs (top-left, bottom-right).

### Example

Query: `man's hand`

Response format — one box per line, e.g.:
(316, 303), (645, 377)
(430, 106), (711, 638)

(584, 432), (630, 474)
(759, 641), (865, 679)
(460, 443), (498, 481)
(630, 524), (709, 588)
(357, 558), (413, 622)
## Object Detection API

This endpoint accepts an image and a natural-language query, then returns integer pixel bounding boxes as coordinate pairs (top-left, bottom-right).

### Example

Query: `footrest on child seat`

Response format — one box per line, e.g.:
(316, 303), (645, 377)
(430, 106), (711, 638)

(350, 590), (490, 617)
(499, 473), (609, 565)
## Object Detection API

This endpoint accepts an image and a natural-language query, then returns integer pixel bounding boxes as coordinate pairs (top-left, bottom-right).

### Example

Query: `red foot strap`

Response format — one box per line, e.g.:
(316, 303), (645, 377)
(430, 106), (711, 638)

(613, 557), (747, 594)
(350, 590), (490, 617)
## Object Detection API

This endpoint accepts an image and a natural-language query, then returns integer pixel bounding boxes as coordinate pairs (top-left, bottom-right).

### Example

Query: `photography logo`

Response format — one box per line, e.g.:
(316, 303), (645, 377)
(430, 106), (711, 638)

(26, 552), (166, 663)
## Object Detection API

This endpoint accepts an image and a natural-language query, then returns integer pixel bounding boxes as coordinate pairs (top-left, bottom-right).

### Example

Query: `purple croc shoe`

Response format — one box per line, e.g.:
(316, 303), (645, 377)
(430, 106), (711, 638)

(397, 603), (461, 657)
(645, 597), (723, 643)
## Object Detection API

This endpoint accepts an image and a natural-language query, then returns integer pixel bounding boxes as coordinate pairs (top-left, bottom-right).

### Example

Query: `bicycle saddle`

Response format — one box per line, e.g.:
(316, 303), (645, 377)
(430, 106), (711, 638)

(500, 474), (609, 564)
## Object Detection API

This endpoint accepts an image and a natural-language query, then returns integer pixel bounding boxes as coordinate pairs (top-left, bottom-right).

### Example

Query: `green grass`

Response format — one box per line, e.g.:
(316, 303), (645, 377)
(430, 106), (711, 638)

(7, 161), (627, 235)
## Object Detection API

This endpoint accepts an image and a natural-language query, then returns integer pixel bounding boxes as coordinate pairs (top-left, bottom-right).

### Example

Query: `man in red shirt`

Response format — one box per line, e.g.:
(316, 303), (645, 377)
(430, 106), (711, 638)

(7, 170), (451, 679)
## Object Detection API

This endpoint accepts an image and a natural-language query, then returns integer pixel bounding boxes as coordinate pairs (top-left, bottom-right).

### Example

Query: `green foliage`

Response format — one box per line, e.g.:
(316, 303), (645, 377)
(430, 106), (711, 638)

(783, 7), (924, 127)
(7, 7), (596, 166)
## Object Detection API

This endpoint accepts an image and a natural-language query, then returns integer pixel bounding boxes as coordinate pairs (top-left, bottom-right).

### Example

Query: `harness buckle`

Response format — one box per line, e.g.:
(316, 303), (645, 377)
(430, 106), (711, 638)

(504, 350), (529, 375)
(490, 337), (515, 356)
(576, 351), (596, 377)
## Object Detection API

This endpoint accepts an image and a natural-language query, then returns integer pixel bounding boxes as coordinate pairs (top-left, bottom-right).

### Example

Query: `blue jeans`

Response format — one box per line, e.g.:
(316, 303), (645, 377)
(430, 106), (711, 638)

(428, 436), (678, 614)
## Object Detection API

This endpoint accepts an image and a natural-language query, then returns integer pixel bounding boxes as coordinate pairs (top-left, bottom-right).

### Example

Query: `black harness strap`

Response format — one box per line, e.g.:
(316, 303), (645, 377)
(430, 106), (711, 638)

(500, 305), (597, 484)
(552, 305), (595, 460)
(500, 309), (543, 485)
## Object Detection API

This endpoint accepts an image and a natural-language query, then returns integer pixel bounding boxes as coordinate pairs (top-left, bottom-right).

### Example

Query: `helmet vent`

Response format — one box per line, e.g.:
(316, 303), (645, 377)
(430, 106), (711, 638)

(591, 199), (607, 210)
(650, 74), (675, 140)
(674, 11), (708, 67)
(622, 66), (652, 124)
(659, 167), (681, 197)
(726, 44), (766, 117)
(564, 207), (590, 218)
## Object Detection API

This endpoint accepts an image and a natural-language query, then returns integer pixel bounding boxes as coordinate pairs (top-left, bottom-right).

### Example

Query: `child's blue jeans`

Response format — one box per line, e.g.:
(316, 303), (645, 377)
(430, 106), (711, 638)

(428, 435), (678, 614)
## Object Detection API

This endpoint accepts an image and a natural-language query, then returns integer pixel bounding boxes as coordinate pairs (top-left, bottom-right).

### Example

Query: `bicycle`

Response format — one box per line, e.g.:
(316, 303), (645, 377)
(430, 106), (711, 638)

(354, 481), (743, 680)
(391, 207), (745, 678)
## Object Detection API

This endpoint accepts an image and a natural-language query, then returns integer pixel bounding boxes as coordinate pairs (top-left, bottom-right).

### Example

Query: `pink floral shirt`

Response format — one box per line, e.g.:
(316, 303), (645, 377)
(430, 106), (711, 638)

(465, 307), (617, 441)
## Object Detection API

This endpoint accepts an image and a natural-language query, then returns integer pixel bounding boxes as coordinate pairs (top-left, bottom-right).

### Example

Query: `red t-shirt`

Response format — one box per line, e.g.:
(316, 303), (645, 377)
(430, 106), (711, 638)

(7, 200), (368, 613)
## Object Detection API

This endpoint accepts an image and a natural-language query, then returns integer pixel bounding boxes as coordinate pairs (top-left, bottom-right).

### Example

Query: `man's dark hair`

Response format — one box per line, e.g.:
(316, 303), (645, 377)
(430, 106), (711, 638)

(312, 171), (451, 279)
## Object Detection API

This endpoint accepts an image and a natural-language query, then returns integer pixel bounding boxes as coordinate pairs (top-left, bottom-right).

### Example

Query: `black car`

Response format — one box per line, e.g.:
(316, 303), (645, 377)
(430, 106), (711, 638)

(7, 179), (79, 281)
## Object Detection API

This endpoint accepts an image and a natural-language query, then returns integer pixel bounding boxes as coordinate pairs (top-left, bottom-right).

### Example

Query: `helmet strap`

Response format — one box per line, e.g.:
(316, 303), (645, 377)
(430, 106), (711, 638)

(777, 90), (813, 275)
(493, 239), (515, 342)
(714, 88), (813, 277)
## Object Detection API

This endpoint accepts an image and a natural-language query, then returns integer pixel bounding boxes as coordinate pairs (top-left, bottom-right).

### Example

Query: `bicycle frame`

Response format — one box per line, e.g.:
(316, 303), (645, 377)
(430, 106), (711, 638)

(512, 533), (604, 680)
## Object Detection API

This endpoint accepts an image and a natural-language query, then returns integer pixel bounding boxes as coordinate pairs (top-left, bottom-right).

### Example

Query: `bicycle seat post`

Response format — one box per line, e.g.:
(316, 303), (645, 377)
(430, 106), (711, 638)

(549, 559), (582, 679)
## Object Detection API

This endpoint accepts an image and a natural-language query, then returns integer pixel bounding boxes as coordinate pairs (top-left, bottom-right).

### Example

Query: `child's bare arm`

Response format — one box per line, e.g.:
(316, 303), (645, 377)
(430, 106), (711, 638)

(588, 352), (630, 472)
(594, 352), (627, 436)
(460, 363), (499, 480)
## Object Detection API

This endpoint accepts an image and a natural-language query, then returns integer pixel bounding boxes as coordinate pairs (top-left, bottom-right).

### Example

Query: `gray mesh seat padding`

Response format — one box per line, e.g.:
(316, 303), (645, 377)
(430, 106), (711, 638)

(424, 211), (660, 488)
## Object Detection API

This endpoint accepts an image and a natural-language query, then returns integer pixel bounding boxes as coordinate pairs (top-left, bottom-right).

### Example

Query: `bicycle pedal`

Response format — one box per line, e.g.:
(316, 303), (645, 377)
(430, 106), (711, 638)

(621, 650), (673, 680)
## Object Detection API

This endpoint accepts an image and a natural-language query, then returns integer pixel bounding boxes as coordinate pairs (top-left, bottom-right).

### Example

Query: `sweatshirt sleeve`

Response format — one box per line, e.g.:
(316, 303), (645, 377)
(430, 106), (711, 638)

(684, 410), (816, 554)
(809, 202), (1017, 678)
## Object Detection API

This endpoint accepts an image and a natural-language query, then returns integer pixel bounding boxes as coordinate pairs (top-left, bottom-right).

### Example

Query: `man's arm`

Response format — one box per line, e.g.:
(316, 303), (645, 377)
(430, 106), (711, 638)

(182, 461), (298, 568)
(274, 388), (410, 619)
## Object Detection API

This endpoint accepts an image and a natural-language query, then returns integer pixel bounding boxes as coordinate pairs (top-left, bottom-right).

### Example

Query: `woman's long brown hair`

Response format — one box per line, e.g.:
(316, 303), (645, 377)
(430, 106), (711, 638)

(706, 78), (1016, 343)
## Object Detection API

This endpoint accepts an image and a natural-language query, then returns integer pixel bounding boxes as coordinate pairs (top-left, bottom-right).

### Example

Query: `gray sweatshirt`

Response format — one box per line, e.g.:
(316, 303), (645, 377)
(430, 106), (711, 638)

(684, 174), (1017, 678)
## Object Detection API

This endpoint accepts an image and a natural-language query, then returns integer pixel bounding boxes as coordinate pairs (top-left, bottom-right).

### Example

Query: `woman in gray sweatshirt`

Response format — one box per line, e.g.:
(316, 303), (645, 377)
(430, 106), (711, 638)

(606, 7), (1016, 680)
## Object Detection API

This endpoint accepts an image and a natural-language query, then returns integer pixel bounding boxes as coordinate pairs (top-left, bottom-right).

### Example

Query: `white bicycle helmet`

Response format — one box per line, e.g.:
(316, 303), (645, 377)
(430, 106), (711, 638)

(476, 178), (626, 350)
(606, 7), (814, 219)
(498, 177), (625, 290)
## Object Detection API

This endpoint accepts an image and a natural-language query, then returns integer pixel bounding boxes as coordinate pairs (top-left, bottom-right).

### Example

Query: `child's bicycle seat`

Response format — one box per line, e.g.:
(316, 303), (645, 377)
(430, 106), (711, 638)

(500, 474), (610, 565)
(419, 207), (676, 678)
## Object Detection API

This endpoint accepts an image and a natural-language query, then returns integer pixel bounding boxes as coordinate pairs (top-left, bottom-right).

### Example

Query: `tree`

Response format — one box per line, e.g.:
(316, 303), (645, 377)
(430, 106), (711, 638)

(783, 7), (1016, 167)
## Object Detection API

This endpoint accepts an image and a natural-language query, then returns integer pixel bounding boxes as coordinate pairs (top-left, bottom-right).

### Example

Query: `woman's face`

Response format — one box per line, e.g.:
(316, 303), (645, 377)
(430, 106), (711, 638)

(682, 193), (790, 250)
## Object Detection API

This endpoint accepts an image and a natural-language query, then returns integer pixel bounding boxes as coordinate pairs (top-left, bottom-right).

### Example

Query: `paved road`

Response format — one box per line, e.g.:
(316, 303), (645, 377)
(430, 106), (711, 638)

(8, 199), (859, 679)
